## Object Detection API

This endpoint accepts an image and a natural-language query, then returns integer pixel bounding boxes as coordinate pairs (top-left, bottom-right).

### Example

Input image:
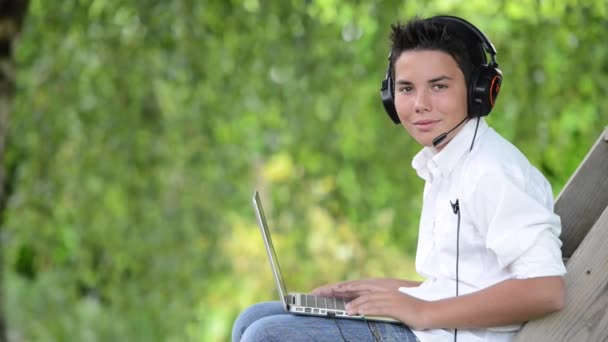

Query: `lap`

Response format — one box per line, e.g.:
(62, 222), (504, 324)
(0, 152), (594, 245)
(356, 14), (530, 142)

(233, 301), (418, 342)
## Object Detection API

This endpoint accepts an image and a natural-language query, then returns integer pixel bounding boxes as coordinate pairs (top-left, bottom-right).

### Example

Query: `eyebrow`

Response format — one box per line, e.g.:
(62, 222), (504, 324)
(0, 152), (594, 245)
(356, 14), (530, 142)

(428, 75), (454, 83)
(395, 75), (454, 85)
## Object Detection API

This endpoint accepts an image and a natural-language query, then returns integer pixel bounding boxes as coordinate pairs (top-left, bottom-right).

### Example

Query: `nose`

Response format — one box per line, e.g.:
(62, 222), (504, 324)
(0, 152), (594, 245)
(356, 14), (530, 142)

(414, 89), (431, 113)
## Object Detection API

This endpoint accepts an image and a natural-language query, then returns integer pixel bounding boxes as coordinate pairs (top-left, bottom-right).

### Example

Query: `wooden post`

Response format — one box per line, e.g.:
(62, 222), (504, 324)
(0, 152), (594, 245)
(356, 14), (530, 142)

(554, 127), (608, 258)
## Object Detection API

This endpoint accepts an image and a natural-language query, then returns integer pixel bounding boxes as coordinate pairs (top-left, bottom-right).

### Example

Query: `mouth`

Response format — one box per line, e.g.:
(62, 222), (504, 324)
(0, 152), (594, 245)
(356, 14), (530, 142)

(413, 120), (440, 132)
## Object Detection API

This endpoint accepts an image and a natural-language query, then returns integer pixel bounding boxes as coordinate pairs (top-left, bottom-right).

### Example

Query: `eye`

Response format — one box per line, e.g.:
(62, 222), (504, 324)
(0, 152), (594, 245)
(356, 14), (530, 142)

(432, 84), (448, 90)
(398, 86), (414, 93)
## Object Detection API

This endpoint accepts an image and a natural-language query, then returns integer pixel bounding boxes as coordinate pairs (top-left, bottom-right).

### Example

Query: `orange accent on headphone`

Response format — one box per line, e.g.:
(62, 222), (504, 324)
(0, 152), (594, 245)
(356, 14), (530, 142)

(489, 76), (500, 106)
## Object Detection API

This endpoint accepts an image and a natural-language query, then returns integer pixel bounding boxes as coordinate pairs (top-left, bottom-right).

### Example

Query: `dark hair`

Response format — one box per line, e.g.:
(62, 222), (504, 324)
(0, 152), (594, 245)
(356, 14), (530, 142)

(389, 17), (476, 86)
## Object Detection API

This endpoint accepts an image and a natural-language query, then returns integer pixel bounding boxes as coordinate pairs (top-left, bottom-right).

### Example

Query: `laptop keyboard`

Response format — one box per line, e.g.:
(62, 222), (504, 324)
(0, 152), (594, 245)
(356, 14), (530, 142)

(299, 294), (347, 311)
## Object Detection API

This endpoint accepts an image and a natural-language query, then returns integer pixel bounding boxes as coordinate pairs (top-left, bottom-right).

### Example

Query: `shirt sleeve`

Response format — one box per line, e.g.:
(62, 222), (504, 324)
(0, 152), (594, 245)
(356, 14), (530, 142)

(509, 229), (566, 278)
(468, 165), (566, 278)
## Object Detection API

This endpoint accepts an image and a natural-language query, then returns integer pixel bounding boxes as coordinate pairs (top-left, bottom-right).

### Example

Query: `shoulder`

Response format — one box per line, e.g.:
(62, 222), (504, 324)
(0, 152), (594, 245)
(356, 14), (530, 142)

(465, 127), (528, 179)
(462, 127), (553, 203)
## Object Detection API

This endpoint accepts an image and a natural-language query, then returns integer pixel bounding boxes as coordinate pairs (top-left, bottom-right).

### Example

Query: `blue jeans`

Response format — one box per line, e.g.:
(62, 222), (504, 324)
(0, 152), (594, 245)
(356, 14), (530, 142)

(232, 301), (418, 342)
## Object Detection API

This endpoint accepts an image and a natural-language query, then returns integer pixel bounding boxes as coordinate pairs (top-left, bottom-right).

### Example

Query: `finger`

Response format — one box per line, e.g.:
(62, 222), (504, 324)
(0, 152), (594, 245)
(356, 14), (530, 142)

(332, 287), (372, 299)
(346, 293), (391, 315)
(310, 287), (322, 295)
(312, 280), (376, 297)
(339, 283), (383, 294)
(310, 285), (334, 296)
(315, 289), (337, 296)
(314, 282), (352, 296)
(345, 293), (373, 314)
(329, 289), (358, 299)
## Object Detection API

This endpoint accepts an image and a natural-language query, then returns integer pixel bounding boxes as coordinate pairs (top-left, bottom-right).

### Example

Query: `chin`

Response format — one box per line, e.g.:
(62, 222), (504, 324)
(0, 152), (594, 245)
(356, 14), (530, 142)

(413, 138), (433, 147)
(411, 134), (435, 147)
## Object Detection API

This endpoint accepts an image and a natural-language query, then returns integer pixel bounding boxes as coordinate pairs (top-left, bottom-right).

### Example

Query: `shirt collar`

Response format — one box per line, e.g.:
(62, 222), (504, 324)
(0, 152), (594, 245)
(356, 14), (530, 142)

(412, 118), (489, 182)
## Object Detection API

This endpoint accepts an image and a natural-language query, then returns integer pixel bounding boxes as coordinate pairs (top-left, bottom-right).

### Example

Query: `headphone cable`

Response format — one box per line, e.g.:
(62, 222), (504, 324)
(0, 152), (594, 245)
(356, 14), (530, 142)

(451, 199), (461, 342)
(330, 312), (350, 342)
(469, 116), (481, 152)
(329, 312), (380, 342)
(453, 118), (478, 342)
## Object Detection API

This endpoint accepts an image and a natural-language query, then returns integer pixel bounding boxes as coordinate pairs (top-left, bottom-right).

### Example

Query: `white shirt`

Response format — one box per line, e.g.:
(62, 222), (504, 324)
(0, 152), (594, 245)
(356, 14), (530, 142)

(399, 118), (567, 342)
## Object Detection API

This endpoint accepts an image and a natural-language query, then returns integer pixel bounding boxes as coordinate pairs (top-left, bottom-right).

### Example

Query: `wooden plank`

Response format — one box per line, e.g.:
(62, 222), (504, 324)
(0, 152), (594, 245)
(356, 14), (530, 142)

(514, 206), (608, 341)
(554, 127), (608, 258)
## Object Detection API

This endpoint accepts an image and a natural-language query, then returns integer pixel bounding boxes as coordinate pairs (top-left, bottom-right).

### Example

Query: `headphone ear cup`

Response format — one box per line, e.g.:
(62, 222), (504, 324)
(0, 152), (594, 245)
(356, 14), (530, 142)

(381, 73), (401, 124)
(468, 66), (502, 117)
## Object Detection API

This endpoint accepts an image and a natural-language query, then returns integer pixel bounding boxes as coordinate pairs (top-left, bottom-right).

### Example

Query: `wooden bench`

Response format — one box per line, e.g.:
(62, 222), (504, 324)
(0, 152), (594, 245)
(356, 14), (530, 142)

(514, 127), (608, 341)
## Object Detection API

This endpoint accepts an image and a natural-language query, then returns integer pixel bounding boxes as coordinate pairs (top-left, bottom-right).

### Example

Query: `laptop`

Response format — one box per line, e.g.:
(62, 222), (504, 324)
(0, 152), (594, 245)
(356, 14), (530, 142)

(252, 190), (398, 323)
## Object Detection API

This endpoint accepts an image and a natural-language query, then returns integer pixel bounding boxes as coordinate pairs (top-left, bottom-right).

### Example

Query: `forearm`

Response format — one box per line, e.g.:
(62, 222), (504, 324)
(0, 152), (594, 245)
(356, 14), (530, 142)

(420, 276), (565, 329)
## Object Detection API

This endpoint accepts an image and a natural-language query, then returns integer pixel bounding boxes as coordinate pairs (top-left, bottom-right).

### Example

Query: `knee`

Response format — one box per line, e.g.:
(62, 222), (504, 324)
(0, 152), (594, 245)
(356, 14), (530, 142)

(232, 302), (283, 342)
(232, 306), (259, 342)
(240, 317), (279, 342)
(231, 311), (248, 342)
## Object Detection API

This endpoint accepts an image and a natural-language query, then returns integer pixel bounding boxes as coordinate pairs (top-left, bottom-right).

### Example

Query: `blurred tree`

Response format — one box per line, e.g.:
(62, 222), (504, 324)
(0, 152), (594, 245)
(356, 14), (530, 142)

(0, 1), (29, 341)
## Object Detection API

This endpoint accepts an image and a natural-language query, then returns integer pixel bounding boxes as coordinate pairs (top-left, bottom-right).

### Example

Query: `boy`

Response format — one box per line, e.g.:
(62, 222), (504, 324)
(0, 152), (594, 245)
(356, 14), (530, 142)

(233, 15), (566, 342)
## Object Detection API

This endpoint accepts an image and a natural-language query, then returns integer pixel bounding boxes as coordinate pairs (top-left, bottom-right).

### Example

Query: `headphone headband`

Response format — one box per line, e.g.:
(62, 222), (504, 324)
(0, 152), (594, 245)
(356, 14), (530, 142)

(430, 15), (498, 59)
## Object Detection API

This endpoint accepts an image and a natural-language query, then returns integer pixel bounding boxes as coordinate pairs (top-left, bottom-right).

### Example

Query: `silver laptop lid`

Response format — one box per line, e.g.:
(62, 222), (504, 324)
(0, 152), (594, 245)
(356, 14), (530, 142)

(252, 191), (290, 311)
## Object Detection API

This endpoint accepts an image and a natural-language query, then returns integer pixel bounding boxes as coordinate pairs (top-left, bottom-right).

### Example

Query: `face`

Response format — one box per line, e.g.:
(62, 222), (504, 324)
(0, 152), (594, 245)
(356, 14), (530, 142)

(393, 49), (468, 150)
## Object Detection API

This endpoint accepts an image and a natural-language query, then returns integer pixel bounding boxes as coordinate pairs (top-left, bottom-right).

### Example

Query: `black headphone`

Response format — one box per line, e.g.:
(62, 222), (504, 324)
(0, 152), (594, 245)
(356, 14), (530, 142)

(380, 15), (503, 124)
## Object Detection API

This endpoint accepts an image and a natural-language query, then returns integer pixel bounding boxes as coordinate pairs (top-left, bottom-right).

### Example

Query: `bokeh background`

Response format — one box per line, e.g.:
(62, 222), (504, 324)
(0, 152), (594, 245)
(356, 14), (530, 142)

(3, 0), (608, 341)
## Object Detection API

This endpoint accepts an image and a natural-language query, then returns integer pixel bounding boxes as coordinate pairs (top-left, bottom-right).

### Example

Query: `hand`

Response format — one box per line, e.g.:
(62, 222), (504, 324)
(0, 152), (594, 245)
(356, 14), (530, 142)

(310, 278), (420, 298)
(344, 286), (430, 330)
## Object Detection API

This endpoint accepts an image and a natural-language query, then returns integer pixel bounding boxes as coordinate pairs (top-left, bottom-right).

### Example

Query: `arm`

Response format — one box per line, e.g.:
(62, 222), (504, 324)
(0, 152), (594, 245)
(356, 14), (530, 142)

(345, 275), (565, 330)
(423, 276), (564, 329)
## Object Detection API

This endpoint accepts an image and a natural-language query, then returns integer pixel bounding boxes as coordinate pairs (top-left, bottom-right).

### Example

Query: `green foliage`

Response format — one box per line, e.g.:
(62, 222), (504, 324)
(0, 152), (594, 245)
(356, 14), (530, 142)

(3, 0), (607, 341)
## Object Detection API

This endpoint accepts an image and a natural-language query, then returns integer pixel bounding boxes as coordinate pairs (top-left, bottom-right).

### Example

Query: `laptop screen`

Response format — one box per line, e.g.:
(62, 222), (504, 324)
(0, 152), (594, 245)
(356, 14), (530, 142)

(252, 191), (290, 310)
